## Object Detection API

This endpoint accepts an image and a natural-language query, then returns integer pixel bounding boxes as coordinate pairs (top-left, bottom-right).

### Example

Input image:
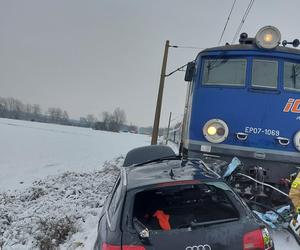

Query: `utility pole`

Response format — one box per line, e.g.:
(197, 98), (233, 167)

(166, 112), (172, 144)
(151, 40), (170, 145)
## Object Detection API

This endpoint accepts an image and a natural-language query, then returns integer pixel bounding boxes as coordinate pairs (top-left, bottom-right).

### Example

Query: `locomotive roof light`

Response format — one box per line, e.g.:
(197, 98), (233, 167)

(255, 26), (281, 49)
(203, 119), (229, 144)
(293, 131), (300, 151)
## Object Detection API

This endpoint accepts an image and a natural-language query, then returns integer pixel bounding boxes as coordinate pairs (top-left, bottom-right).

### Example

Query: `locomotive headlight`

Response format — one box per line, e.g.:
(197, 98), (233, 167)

(203, 119), (229, 143)
(263, 33), (273, 43)
(294, 131), (300, 151)
(255, 26), (281, 49)
(207, 126), (217, 136)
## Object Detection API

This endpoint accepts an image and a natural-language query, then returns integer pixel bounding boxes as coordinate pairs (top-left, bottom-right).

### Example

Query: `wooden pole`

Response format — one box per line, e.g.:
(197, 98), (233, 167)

(151, 40), (169, 145)
(166, 111), (172, 144)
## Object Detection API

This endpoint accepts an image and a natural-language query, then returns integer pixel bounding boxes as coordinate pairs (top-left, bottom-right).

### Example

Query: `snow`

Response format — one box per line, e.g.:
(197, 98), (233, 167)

(271, 228), (300, 249)
(0, 158), (121, 249)
(0, 118), (150, 249)
(0, 118), (150, 191)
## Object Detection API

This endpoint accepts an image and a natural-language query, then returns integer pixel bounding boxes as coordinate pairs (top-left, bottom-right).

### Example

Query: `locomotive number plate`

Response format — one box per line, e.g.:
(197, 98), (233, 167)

(245, 127), (280, 136)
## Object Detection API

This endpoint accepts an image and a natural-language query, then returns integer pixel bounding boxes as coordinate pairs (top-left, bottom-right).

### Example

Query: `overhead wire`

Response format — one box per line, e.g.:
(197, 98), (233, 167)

(170, 114), (184, 123)
(166, 45), (201, 77)
(164, 45), (203, 77)
(218, 0), (237, 46)
(165, 63), (188, 77)
(231, 0), (255, 44)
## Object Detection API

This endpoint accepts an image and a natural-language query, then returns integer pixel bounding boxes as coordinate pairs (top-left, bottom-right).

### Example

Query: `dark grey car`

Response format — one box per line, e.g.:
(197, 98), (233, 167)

(94, 155), (274, 250)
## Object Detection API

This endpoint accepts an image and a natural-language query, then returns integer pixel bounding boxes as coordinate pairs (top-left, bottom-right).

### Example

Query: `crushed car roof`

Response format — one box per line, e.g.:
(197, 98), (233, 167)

(124, 159), (221, 190)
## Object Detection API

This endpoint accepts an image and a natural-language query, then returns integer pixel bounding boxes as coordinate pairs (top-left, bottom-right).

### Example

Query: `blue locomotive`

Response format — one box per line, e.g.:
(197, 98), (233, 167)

(183, 26), (300, 185)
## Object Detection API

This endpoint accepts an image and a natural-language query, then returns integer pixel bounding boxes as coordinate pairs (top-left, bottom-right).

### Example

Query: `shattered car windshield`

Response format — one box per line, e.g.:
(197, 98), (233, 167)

(132, 183), (239, 231)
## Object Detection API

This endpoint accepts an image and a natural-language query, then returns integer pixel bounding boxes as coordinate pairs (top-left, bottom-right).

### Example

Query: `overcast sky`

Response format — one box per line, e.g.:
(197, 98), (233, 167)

(1, 0), (300, 126)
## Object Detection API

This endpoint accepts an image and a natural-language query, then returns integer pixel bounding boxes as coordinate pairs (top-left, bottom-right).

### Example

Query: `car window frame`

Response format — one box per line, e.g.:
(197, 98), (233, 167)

(124, 182), (243, 233)
(106, 176), (122, 231)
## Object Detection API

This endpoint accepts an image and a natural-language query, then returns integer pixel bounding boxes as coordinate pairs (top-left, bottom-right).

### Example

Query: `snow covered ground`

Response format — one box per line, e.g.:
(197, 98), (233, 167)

(0, 158), (121, 250)
(0, 118), (150, 191)
(0, 118), (150, 249)
(0, 118), (299, 249)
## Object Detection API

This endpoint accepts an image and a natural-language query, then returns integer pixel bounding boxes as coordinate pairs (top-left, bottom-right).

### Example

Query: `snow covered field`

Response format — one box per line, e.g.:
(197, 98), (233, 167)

(0, 159), (121, 249)
(0, 118), (150, 249)
(0, 118), (298, 249)
(0, 118), (150, 191)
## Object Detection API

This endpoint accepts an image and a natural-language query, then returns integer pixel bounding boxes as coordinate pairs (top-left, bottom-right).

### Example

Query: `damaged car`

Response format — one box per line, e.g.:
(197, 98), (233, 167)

(94, 146), (274, 250)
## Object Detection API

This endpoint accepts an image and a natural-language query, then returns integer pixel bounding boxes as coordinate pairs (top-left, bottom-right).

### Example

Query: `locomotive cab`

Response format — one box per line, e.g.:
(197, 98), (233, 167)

(183, 26), (300, 187)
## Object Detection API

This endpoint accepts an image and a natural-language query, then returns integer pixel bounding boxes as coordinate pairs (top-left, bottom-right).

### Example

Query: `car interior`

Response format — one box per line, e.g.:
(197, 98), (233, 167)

(132, 183), (240, 230)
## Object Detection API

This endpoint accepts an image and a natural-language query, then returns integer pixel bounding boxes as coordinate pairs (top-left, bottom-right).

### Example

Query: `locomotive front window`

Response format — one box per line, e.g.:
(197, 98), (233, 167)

(251, 59), (278, 89)
(202, 58), (246, 86)
(284, 62), (300, 91)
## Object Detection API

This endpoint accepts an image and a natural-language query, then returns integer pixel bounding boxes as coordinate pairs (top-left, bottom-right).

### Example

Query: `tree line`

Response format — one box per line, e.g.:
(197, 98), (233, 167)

(80, 108), (128, 132)
(0, 96), (130, 132)
(0, 97), (71, 124)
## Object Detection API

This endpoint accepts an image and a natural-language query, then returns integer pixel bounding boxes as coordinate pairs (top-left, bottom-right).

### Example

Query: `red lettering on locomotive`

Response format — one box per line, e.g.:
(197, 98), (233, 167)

(283, 98), (300, 113)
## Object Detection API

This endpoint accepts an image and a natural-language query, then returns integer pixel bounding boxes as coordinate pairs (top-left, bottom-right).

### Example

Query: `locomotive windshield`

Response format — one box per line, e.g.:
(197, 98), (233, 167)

(202, 58), (246, 86)
(284, 61), (300, 91)
(252, 59), (278, 89)
(202, 57), (280, 89)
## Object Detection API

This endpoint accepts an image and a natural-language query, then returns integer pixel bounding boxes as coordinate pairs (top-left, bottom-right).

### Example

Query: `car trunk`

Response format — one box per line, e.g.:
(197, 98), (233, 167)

(122, 182), (258, 250)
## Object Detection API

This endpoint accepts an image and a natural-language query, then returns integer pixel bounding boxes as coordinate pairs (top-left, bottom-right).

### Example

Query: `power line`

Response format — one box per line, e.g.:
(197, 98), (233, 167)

(170, 114), (184, 123)
(231, 0), (254, 44)
(165, 63), (188, 77)
(218, 0), (237, 46)
(231, 0), (255, 44)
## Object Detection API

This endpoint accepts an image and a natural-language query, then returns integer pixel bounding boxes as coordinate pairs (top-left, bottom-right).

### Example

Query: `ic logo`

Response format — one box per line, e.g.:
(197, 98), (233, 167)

(185, 244), (212, 250)
(283, 98), (300, 113)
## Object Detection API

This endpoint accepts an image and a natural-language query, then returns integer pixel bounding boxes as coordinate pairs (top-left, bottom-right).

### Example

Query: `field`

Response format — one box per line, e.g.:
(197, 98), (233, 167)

(0, 118), (150, 191)
(0, 118), (150, 249)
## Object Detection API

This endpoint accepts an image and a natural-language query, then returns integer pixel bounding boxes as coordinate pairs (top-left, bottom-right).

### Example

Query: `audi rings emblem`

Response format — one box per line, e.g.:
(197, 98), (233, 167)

(185, 244), (212, 250)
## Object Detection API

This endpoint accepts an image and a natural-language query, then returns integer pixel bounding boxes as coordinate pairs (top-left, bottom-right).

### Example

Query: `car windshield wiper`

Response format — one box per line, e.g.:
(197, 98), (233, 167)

(190, 217), (239, 228)
(133, 155), (181, 167)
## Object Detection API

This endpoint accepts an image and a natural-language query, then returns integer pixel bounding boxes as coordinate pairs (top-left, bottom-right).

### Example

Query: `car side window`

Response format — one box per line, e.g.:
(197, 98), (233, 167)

(107, 178), (122, 224)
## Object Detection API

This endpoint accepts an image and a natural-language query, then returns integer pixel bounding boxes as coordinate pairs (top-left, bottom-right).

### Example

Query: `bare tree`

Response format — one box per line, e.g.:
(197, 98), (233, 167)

(62, 111), (69, 120)
(0, 97), (8, 116)
(32, 104), (41, 115)
(47, 107), (63, 122)
(25, 104), (32, 114)
(102, 111), (112, 130)
(5, 98), (24, 119)
(101, 108), (126, 132)
(113, 108), (126, 126)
